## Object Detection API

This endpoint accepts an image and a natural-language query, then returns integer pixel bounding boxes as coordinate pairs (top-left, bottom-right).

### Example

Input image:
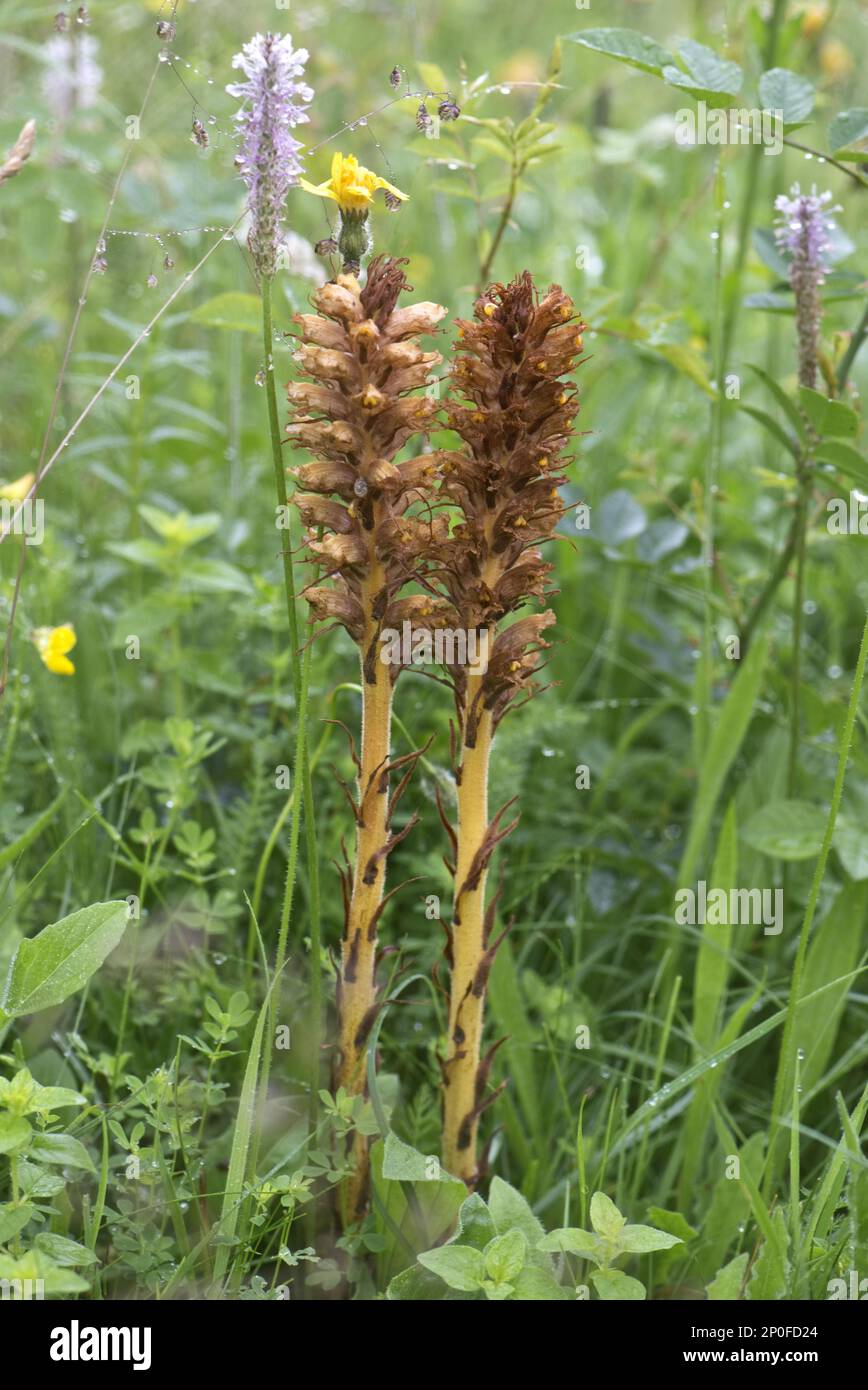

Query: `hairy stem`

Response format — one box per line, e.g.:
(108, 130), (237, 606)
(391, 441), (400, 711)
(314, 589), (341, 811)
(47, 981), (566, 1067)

(442, 680), (494, 1184)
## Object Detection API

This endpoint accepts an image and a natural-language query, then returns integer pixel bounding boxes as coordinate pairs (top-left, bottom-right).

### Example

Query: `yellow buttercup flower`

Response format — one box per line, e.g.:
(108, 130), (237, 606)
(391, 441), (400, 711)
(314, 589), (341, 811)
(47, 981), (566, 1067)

(32, 623), (77, 676)
(300, 152), (408, 214)
(0, 472), (35, 502)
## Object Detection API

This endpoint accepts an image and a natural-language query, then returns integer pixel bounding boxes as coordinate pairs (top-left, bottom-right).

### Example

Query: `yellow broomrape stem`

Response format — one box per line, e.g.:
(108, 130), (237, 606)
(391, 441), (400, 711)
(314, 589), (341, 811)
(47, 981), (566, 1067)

(442, 677), (494, 1184)
(336, 566), (393, 1223)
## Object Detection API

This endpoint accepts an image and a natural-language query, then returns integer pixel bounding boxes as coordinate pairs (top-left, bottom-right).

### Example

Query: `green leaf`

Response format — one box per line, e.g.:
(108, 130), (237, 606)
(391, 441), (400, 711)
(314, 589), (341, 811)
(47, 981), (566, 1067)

(747, 1208), (790, 1299)
(488, 1176), (546, 1247)
(453, 1193), (497, 1251)
(28, 1131), (96, 1173)
(1, 901), (128, 1018)
(619, 1223), (684, 1253)
(591, 1268), (646, 1300)
(484, 1229), (527, 1284)
(590, 1190), (626, 1238)
(416, 60), (449, 94)
(663, 41), (742, 105)
(645, 1207), (698, 1244)
(190, 292), (262, 334)
(817, 441), (868, 491)
(0, 1202), (33, 1245)
(33, 1232), (98, 1267)
(746, 364), (808, 444)
(0, 1116), (31, 1155)
(707, 1251), (749, 1300)
(798, 387), (860, 439)
(0, 1250), (89, 1294)
(511, 1265), (568, 1300)
(538, 1227), (601, 1260)
(739, 404), (800, 459)
(382, 1132), (441, 1182)
(741, 799), (825, 860)
(417, 1244), (485, 1292)
(758, 69), (814, 129)
(564, 27), (674, 77)
(829, 109), (868, 162)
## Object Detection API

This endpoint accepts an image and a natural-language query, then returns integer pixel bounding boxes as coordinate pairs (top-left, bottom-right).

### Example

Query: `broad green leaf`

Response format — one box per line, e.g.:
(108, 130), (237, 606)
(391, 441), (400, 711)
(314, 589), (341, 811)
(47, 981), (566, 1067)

(741, 799), (825, 860)
(418, 1243), (485, 1292)
(758, 69), (814, 129)
(0, 1250), (89, 1295)
(798, 387), (860, 439)
(386, 1263), (461, 1300)
(382, 1132), (440, 1182)
(816, 441), (868, 491)
(0, 1201), (33, 1244)
(452, 1193), (497, 1252)
(190, 292), (262, 334)
(564, 28), (674, 77)
(747, 1208), (790, 1300)
(739, 404), (800, 459)
(707, 1251), (749, 1299)
(416, 60), (449, 94)
(591, 1268), (646, 1300)
(1, 902), (128, 1018)
(537, 1227), (601, 1260)
(590, 1190), (626, 1239)
(619, 1223), (684, 1253)
(645, 1207), (698, 1244)
(484, 1229), (527, 1284)
(512, 1265), (568, 1300)
(0, 1116), (31, 1155)
(488, 1177), (546, 1248)
(829, 109), (868, 162)
(29, 1131), (95, 1173)
(33, 1232), (98, 1267)
(663, 41), (742, 105)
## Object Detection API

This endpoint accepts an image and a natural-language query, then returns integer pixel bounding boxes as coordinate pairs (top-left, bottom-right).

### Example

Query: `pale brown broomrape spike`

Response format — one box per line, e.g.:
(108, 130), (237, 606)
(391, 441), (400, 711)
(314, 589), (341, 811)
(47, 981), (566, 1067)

(286, 256), (447, 1222)
(435, 272), (585, 1184)
(0, 120), (36, 187)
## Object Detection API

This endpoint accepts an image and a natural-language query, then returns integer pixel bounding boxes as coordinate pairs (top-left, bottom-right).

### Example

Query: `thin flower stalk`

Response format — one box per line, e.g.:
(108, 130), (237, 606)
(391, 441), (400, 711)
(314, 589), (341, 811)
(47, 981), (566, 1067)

(287, 256), (446, 1221)
(434, 273), (584, 1184)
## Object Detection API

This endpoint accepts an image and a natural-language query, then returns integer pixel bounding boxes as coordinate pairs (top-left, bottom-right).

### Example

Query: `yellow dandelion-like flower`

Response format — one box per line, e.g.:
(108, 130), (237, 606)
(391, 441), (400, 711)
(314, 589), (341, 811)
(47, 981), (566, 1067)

(32, 623), (77, 676)
(0, 472), (35, 502)
(300, 152), (408, 214)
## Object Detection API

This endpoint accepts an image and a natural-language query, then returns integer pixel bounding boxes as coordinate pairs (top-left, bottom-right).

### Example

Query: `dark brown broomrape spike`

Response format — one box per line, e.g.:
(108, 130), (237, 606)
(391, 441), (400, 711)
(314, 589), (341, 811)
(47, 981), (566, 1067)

(435, 271), (585, 1184)
(286, 257), (448, 1224)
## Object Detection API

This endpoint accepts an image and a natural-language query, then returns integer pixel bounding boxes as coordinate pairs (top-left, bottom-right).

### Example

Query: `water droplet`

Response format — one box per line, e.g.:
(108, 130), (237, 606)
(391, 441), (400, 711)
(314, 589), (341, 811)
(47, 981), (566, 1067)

(255, 369), (266, 387)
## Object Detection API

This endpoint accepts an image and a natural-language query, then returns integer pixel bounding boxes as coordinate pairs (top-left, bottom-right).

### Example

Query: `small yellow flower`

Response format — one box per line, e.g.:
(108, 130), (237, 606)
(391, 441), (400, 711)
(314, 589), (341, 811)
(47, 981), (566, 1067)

(31, 623), (77, 676)
(0, 472), (35, 502)
(300, 152), (408, 214)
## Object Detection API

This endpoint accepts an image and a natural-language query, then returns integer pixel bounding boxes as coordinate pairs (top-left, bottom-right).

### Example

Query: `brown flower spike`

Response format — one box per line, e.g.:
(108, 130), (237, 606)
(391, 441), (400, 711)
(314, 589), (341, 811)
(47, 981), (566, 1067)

(286, 256), (447, 1222)
(435, 272), (585, 1185)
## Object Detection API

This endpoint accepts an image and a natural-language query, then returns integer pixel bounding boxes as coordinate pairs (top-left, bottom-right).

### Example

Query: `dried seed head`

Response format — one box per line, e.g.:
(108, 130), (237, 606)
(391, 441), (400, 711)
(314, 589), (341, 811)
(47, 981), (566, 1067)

(146, 273), (158, 288)
(76, 6), (90, 25)
(416, 102), (432, 132)
(163, 252), (174, 270)
(438, 98), (460, 122)
(314, 237), (339, 257)
(54, 12), (69, 32)
(389, 65), (402, 89)
(156, 20), (176, 41)
(191, 117), (209, 147)
(92, 255), (108, 274)
(383, 191), (402, 212)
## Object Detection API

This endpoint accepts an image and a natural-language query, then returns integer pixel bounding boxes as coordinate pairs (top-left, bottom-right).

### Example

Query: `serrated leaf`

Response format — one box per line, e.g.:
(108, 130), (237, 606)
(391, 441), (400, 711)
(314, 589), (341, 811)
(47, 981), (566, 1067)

(538, 1227), (601, 1260)
(33, 1232), (98, 1267)
(1, 901), (128, 1018)
(564, 27), (674, 77)
(758, 69), (814, 129)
